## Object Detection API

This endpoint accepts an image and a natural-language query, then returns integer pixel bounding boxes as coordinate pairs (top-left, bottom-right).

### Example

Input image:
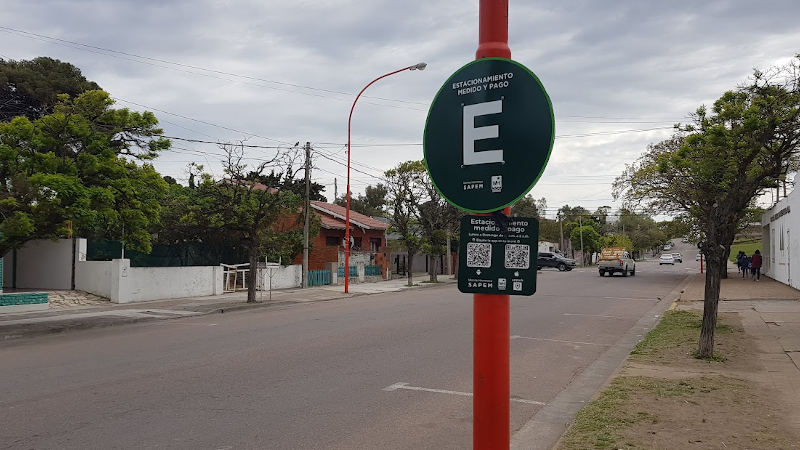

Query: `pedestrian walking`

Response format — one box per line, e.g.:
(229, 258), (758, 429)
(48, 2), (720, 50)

(736, 251), (745, 275)
(741, 254), (750, 278)
(751, 249), (763, 281)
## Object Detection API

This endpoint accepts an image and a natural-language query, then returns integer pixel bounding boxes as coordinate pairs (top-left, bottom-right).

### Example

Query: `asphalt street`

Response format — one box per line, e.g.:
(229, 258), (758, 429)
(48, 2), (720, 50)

(0, 246), (696, 449)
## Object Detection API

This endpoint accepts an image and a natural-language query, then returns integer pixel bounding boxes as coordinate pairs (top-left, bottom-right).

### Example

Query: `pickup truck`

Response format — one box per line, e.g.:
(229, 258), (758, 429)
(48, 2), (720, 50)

(598, 247), (636, 277)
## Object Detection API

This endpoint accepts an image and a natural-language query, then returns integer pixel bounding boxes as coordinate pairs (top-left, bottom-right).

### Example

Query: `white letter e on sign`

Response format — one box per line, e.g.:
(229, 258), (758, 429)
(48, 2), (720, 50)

(463, 100), (503, 166)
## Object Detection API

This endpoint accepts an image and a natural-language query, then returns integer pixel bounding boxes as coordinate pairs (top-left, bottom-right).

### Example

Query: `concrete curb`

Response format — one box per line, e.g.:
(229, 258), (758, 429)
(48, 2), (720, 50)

(0, 279), (457, 342)
(511, 274), (693, 450)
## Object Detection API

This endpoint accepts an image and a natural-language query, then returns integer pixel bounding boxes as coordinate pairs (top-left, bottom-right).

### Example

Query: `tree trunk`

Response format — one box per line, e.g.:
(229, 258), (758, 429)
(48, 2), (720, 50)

(698, 251), (722, 358)
(247, 246), (258, 303)
(720, 244), (730, 279)
(429, 255), (438, 283)
(407, 251), (415, 286)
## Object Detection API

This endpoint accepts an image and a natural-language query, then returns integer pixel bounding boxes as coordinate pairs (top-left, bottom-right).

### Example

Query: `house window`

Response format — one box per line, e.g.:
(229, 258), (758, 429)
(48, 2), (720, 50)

(370, 238), (382, 252)
(326, 236), (339, 246)
(353, 237), (362, 250)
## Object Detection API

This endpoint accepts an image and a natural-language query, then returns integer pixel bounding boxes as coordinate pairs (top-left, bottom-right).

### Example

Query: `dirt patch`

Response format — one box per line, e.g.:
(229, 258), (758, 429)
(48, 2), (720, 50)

(557, 310), (800, 449)
(47, 290), (110, 308)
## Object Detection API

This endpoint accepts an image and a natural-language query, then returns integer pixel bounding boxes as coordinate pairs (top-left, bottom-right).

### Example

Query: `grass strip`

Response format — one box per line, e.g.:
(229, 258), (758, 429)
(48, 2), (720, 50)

(557, 310), (734, 449)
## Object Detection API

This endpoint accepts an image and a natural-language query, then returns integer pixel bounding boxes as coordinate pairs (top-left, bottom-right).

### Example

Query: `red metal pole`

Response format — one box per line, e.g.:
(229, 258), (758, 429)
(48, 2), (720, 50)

(476, 0), (511, 60)
(474, 2), (511, 448)
(345, 66), (415, 293)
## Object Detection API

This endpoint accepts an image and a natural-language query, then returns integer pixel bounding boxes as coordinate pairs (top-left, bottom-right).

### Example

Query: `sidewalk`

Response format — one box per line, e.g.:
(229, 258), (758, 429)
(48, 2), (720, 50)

(0, 273), (455, 341)
(675, 270), (800, 432)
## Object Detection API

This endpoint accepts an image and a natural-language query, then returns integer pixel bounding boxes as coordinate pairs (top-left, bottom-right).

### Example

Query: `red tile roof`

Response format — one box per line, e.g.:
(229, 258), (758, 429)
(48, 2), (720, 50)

(223, 178), (279, 193)
(310, 201), (388, 230)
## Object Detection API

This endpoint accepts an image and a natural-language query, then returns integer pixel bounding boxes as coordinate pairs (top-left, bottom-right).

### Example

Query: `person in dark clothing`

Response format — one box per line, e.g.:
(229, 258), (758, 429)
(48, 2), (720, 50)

(736, 251), (746, 275)
(750, 249), (763, 281)
(741, 254), (750, 278)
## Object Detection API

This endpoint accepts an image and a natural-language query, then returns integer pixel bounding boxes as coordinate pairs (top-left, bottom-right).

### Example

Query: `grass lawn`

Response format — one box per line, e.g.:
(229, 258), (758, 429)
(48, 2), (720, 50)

(728, 238), (762, 263)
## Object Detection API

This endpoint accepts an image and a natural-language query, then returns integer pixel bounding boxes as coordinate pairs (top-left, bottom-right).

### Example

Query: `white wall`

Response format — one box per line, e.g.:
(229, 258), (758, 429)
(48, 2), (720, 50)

(75, 260), (112, 299)
(3, 239), (76, 289)
(260, 264), (302, 290)
(74, 259), (224, 304)
(762, 188), (800, 289)
(119, 264), (223, 303)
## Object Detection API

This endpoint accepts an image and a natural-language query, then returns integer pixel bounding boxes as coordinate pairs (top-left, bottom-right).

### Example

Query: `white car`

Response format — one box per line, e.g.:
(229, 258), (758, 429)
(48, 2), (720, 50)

(659, 254), (675, 265)
(696, 253), (702, 261)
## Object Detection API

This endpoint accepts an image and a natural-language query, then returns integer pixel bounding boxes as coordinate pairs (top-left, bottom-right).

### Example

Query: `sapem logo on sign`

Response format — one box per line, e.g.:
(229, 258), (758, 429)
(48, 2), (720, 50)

(423, 58), (554, 213)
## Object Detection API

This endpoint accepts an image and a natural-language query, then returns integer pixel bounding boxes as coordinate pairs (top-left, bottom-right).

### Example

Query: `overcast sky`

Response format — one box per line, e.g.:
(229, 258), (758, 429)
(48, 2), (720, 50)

(3, 1), (799, 218)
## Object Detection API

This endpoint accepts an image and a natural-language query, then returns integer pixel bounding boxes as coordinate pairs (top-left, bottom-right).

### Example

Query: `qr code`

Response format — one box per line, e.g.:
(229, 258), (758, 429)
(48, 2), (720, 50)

(504, 244), (530, 269)
(466, 243), (492, 267)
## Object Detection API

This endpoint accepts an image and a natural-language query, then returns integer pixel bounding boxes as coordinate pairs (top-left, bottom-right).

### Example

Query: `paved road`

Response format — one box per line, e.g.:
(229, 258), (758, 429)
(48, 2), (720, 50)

(0, 252), (694, 449)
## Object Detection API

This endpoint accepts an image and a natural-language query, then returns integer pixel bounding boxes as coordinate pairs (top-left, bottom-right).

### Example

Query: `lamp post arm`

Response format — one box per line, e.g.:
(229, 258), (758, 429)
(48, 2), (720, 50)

(344, 64), (416, 293)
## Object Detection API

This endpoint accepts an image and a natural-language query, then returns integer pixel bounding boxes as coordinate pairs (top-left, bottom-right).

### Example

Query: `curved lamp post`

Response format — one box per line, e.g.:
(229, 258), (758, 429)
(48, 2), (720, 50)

(345, 62), (426, 293)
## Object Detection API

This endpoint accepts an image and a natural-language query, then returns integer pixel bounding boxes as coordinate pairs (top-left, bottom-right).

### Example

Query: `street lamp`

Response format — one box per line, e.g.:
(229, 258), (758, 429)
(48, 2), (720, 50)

(344, 62), (426, 293)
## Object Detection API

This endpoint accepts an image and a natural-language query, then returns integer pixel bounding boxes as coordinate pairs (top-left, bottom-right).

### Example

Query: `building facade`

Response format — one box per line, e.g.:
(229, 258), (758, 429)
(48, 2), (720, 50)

(292, 201), (390, 276)
(761, 183), (799, 289)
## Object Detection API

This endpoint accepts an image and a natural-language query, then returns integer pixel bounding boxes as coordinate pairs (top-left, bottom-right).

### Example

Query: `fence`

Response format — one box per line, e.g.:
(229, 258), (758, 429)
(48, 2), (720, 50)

(221, 263), (249, 293)
(337, 266), (358, 278)
(364, 265), (382, 276)
(308, 269), (332, 286)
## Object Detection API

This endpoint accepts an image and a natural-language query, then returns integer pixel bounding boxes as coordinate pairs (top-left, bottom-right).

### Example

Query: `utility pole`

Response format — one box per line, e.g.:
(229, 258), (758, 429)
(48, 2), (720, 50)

(334, 178), (338, 202)
(559, 214), (564, 253)
(303, 142), (311, 288)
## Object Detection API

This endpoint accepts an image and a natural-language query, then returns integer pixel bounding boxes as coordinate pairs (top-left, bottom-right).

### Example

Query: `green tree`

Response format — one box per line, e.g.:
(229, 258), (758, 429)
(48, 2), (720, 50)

(614, 56), (800, 358)
(538, 218), (561, 244)
(416, 170), (459, 282)
(511, 195), (546, 218)
(570, 225), (601, 265)
(335, 183), (387, 217)
(0, 57), (101, 122)
(385, 161), (426, 286)
(184, 145), (304, 303)
(602, 233), (634, 251)
(0, 90), (169, 255)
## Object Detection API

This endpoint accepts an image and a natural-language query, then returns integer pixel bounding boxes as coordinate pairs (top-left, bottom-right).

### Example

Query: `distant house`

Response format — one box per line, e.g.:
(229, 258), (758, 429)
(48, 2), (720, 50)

(291, 201), (390, 276)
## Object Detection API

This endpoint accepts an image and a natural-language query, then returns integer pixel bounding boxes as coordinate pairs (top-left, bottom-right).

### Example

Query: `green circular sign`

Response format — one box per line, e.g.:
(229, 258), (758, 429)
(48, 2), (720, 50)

(424, 58), (554, 212)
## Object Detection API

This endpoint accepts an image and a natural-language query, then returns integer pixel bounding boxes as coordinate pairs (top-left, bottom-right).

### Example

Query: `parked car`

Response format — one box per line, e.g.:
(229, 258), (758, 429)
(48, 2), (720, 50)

(598, 247), (636, 277)
(537, 252), (576, 271)
(663, 244), (672, 251)
(672, 253), (683, 263)
(696, 253), (702, 261)
(659, 254), (675, 265)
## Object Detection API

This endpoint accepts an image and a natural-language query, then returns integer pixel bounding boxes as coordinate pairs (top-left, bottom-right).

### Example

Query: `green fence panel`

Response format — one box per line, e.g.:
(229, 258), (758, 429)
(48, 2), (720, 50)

(365, 265), (382, 276)
(308, 270), (331, 286)
(337, 266), (357, 277)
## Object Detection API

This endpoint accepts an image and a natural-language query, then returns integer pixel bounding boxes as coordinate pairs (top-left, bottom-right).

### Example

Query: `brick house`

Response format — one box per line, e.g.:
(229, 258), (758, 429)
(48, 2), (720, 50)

(292, 201), (390, 277)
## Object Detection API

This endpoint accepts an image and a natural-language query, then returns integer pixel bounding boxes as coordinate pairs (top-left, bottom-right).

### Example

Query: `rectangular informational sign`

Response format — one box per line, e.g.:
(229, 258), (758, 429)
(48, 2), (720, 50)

(458, 215), (539, 295)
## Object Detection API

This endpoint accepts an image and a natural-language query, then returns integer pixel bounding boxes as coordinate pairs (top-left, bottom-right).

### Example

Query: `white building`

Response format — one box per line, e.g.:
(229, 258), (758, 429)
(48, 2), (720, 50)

(538, 241), (560, 253)
(761, 183), (799, 289)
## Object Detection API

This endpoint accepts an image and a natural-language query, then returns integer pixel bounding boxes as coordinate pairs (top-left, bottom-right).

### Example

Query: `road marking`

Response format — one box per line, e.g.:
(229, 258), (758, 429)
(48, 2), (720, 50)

(511, 335), (611, 347)
(562, 313), (623, 319)
(383, 382), (545, 406)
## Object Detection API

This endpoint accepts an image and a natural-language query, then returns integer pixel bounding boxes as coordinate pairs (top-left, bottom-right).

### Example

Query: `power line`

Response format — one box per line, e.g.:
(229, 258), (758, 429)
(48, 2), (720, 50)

(113, 97), (293, 145)
(0, 25), (429, 108)
(313, 151), (389, 183)
(164, 135), (285, 149)
(311, 126), (676, 148)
